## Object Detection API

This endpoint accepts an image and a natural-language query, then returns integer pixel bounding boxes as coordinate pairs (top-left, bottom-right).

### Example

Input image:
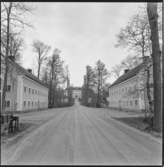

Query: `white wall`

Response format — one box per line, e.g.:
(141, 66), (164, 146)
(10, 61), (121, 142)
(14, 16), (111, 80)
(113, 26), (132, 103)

(22, 76), (49, 111)
(108, 75), (145, 112)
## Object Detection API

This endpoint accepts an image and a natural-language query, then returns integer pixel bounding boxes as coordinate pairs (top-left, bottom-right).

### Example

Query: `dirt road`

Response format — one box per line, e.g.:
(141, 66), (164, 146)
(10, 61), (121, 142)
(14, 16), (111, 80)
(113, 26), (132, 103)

(1, 102), (162, 165)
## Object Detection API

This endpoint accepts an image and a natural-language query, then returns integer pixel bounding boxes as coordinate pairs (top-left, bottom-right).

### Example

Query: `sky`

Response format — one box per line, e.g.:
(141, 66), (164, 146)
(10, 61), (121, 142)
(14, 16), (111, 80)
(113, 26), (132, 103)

(22, 2), (143, 87)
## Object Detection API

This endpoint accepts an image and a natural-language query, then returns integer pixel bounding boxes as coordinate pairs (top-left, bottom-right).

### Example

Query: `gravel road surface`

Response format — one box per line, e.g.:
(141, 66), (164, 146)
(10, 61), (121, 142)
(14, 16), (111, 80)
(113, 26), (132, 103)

(1, 100), (162, 165)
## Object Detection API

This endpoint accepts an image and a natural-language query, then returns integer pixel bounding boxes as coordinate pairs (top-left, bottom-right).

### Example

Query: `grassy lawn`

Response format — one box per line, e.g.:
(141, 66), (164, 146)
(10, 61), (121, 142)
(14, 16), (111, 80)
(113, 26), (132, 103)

(112, 116), (162, 138)
(1, 122), (34, 146)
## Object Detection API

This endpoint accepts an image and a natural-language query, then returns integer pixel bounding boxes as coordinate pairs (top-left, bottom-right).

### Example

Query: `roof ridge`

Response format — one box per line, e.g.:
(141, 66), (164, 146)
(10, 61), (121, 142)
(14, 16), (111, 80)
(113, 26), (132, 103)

(10, 60), (49, 88)
(109, 63), (144, 89)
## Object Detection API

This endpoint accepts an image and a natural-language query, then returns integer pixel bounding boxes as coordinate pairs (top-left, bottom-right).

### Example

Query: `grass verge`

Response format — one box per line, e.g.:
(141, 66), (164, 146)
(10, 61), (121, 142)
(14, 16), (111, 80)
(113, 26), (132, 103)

(111, 116), (162, 138)
(1, 122), (34, 146)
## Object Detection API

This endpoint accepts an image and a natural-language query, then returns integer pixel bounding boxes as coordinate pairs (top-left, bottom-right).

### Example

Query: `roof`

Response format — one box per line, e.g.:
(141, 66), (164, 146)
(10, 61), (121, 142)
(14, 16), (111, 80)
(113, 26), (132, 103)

(10, 60), (49, 89)
(109, 63), (144, 89)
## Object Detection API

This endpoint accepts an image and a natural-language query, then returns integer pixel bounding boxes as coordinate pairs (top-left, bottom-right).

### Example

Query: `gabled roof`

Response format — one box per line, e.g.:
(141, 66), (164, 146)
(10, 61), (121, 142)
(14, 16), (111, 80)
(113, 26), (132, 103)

(109, 63), (144, 89)
(10, 60), (49, 89)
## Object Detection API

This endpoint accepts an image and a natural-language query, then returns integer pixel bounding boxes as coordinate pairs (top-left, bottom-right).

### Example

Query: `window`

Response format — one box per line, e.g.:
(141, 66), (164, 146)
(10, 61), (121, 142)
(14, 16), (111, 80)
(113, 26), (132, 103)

(122, 88), (124, 93)
(32, 101), (34, 106)
(5, 100), (11, 107)
(24, 101), (26, 107)
(32, 89), (34, 94)
(6, 85), (12, 92)
(35, 101), (37, 106)
(38, 91), (40, 96)
(125, 87), (128, 92)
(28, 101), (30, 106)
(24, 86), (27, 93)
(29, 88), (31, 93)
(35, 90), (37, 95)
(123, 101), (124, 106)
(135, 99), (138, 105)
(130, 100), (133, 106)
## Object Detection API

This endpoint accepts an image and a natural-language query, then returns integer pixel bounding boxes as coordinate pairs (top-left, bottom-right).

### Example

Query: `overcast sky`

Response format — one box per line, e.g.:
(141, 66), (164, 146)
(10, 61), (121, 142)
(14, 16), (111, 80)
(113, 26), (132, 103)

(22, 2), (144, 87)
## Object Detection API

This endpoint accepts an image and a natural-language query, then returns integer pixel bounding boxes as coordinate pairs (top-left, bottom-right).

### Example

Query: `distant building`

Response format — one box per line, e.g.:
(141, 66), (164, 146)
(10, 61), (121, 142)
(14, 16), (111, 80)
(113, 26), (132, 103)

(108, 57), (154, 112)
(1, 56), (49, 113)
(64, 86), (82, 99)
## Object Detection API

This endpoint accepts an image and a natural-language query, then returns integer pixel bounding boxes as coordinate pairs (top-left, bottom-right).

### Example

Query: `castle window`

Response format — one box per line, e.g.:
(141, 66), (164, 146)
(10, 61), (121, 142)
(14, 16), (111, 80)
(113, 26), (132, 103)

(5, 100), (11, 107)
(6, 85), (12, 92)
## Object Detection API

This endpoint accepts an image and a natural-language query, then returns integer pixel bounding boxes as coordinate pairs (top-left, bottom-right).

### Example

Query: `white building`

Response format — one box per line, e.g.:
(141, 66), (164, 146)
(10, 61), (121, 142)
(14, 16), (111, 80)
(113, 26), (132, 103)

(108, 58), (153, 112)
(1, 56), (49, 113)
(64, 87), (82, 99)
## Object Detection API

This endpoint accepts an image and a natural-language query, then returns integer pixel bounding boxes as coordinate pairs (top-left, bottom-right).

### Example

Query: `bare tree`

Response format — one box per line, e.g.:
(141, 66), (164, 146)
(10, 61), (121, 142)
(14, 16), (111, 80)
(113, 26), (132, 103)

(84, 65), (95, 106)
(147, 3), (162, 132)
(63, 65), (70, 89)
(46, 48), (65, 108)
(94, 60), (109, 108)
(110, 64), (122, 79)
(41, 66), (49, 86)
(121, 55), (140, 70)
(32, 39), (51, 79)
(1, 2), (35, 113)
(62, 65), (73, 103)
(115, 14), (151, 57)
(114, 4), (161, 124)
(162, 0), (164, 127)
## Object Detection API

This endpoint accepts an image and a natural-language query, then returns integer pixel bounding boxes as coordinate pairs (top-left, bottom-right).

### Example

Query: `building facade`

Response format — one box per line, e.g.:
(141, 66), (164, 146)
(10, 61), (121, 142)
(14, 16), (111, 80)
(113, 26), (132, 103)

(108, 59), (154, 112)
(64, 87), (82, 99)
(1, 57), (49, 112)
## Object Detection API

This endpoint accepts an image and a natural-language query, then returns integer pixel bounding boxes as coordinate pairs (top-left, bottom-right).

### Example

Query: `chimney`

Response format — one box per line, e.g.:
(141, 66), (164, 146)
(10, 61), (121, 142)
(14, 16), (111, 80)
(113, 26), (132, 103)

(8, 56), (15, 61)
(27, 69), (32, 73)
(124, 69), (129, 74)
(143, 56), (150, 63)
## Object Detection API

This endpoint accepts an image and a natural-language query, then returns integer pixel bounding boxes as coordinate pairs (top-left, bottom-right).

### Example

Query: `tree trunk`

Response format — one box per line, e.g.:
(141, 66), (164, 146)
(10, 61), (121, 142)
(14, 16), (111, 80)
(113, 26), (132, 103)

(146, 69), (152, 103)
(2, 3), (12, 113)
(162, 0), (164, 132)
(146, 69), (154, 128)
(147, 3), (162, 132)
